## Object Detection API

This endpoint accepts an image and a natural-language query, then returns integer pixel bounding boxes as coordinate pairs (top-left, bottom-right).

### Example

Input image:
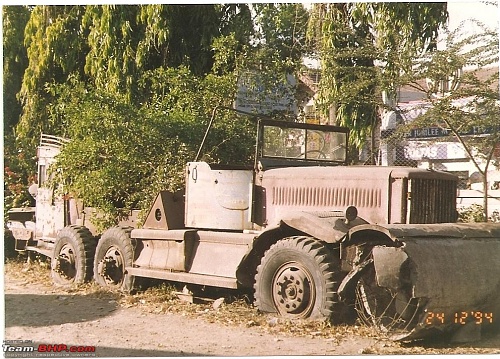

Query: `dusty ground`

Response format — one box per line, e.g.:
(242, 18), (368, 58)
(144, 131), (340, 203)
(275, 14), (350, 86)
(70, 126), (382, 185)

(3, 258), (500, 357)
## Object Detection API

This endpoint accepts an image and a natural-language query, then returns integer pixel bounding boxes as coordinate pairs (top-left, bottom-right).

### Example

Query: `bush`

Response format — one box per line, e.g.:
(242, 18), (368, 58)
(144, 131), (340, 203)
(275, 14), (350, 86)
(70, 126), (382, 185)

(458, 204), (499, 223)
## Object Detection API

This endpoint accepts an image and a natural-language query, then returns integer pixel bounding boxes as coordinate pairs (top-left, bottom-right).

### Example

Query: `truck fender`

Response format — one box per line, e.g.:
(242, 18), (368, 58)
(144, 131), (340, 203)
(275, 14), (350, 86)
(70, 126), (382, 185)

(280, 210), (368, 243)
(344, 223), (401, 246)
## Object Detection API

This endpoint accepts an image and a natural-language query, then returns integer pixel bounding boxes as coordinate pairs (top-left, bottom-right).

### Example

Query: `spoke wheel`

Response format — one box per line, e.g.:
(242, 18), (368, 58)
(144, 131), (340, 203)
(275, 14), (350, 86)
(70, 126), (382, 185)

(255, 236), (342, 320)
(355, 262), (420, 334)
(51, 225), (96, 287)
(94, 226), (134, 292)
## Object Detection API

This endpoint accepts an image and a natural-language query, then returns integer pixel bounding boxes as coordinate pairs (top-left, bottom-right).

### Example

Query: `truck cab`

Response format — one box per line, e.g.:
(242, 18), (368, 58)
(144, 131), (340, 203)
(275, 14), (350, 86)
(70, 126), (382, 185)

(184, 118), (350, 231)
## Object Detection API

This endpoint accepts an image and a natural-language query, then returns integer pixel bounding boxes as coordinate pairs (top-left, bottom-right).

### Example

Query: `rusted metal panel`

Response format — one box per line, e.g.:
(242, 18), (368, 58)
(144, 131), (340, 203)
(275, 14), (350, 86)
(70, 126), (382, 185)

(185, 162), (253, 230)
(280, 211), (368, 243)
(132, 229), (196, 271)
(262, 166), (391, 226)
(143, 190), (185, 230)
(187, 231), (255, 278)
(371, 246), (408, 289)
(349, 222), (500, 242)
(131, 228), (196, 241)
(131, 229), (254, 282)
(9, 227), (33, 242)
(389, 178), (407, 224)
(126, 266), (238, 289)
(35, 187), (65, 239)
(351, 223), (500, 342)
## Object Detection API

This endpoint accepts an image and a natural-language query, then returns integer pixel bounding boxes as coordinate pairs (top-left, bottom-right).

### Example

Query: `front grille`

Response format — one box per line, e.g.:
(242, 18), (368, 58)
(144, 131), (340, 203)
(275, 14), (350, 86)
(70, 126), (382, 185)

(409, 178), (457, 223)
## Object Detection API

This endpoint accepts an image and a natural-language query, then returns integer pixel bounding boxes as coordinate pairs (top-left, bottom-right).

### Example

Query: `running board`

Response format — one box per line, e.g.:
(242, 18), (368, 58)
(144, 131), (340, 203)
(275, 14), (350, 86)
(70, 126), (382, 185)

(125, 267), (238, 289)
(25, 245), (53, 259)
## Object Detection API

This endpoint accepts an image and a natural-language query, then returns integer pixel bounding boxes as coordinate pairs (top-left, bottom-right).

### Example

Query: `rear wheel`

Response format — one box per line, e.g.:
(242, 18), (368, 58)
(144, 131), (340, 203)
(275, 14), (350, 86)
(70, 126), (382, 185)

(94, 226), (134, 292)
(51, 225), (96, 287)
(254, 236), (341, 320)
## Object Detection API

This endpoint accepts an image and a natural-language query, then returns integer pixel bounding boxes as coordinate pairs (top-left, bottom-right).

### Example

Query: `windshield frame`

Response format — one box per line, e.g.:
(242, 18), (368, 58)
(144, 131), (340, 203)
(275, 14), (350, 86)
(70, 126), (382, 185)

(256, 119), (349, 169)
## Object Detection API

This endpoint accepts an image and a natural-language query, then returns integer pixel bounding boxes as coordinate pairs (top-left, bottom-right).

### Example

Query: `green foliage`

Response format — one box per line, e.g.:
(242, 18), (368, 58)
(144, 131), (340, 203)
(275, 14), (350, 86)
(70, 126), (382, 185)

(47, 64), (257, 227)
(47, 78), (193, 226)
(458, 204), (500, 223)
(253, 4), (310, 63)
(307, 3), (448, 149)
(9, 4), (309, 227)
(19, 6), (87, 138)
(4, 134), (37, 214)
(17, 4), (253, 139)
(83, 5), (141, 100)
(3, 6), (30, 133)
(458, 204), (486, 222)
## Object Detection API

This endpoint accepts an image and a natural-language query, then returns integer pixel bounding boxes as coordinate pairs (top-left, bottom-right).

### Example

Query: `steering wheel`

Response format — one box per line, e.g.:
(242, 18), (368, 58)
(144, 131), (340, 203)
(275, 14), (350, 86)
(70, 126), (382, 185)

(297, 149), (327, 159)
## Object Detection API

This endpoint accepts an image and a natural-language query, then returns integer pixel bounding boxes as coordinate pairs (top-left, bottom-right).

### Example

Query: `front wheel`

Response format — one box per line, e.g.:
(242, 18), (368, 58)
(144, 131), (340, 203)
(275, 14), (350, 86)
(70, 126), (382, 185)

(355, 261), (420, 334)
(254, 236), (341, 320)
(51, 225), (96, 287)
(94, 226), (134, 292)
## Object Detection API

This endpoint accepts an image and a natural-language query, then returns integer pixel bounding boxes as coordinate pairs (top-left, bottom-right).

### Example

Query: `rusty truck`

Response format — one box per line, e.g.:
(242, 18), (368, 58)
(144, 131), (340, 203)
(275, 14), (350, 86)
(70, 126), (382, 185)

(7, 107), (500, 342)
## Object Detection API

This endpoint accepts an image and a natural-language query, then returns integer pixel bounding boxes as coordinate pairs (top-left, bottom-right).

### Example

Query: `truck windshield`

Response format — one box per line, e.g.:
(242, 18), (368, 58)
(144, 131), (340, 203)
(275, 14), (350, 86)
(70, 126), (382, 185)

(261, 123), (348, 163)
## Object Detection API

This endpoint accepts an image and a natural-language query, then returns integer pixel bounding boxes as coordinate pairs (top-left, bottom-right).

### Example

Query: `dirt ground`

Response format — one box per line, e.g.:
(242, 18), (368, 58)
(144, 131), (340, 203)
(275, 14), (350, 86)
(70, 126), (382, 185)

(3, 259), (500, 357)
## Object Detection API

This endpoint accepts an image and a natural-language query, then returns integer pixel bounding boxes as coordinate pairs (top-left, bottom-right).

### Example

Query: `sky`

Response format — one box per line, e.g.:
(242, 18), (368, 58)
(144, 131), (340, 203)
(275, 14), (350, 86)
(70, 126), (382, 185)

(447, 1), (499, 32)
(446, 0), (499, 46)
(444, 1), (499, 67)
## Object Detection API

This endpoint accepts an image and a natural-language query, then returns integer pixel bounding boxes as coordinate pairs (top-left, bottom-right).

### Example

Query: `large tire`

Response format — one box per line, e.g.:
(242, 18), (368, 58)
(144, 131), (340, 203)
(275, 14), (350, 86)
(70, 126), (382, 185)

(94, 226), (134, 292)
(254, 236), (341, 320)
(51, 225), (96, 287)
(4, 229), (17, 261)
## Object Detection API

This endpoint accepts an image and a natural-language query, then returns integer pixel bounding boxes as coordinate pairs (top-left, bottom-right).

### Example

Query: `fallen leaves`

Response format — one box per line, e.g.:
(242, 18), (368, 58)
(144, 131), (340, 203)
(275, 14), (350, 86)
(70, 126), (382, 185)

(4, 257), (499, 355)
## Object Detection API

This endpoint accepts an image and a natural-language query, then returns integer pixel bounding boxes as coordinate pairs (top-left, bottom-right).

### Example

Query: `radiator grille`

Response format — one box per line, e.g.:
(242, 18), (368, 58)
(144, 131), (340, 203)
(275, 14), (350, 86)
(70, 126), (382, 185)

(409, 178), (457, 223)
(272, 186), (382, 209)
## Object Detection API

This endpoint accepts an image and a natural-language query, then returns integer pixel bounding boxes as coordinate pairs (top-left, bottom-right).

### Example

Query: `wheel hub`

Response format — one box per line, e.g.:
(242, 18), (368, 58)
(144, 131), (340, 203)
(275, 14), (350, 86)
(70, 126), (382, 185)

(54, 244), (76, 279)
(273, 264), (314, 318)
(97, 247), (124, 285)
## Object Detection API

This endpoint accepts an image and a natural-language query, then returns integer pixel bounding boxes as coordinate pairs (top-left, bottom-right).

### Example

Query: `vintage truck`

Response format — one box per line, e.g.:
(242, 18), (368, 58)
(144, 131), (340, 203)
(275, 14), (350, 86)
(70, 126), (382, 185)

(7, 107), (500, 342)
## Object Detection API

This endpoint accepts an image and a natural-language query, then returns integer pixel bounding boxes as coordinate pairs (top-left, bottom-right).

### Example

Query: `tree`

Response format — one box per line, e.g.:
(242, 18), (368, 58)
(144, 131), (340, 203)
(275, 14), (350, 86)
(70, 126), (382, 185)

(18, 5), (87, 140)
(8, 4), (309, 225)
(3, 6), (35, 214)
(48, 63), (255, 228)
(16, 4), (257, 140)
(400, 25), (499, 220)
(253, 4), (310, 64)
(231, 4), (310, 118)
(307, 3), (448, 153)
(3, 6), (30, 133)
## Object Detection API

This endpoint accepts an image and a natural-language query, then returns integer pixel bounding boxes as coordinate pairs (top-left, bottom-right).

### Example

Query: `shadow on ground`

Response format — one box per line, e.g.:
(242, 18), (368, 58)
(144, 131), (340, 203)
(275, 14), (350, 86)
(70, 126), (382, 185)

(5, 293), (118, 327)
